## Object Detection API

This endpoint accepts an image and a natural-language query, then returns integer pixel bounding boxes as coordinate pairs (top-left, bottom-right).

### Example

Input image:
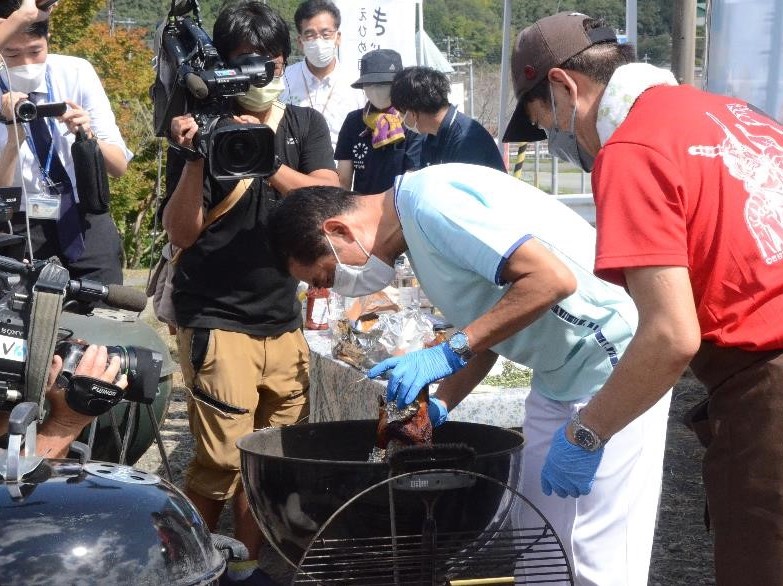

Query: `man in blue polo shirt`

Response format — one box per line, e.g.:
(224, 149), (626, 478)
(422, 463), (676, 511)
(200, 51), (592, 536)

(267, 163), (671, 586)
(390, 66), (506, 172)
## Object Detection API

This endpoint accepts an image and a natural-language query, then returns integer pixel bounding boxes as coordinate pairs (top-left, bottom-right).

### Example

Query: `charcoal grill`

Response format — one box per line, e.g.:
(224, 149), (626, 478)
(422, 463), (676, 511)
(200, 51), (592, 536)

(238, 420), (573, 585)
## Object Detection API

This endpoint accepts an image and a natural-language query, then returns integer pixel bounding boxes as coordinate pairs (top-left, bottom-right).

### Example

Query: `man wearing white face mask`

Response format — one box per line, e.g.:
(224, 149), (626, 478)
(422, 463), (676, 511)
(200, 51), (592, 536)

(334, 49), (422, 194)
(162, 3), (338, 583)
(281, 0), (365, 153)
(0, 2), (131, 287)
(267, 164), (671, 586)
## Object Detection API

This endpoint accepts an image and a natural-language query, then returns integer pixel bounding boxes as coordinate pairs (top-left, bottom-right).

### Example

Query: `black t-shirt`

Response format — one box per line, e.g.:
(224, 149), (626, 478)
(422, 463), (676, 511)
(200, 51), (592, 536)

(164, 105), (334, 336)
(334, 108), (422, 194)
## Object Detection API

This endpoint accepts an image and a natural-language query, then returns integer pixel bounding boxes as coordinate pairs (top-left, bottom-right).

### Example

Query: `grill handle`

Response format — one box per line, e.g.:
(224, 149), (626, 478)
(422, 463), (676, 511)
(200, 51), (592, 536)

(388, 443), (477, 475)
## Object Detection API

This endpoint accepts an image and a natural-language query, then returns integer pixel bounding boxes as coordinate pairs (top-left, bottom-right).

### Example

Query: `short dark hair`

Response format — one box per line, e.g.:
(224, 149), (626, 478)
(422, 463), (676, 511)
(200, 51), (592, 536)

(523, 18), (636, 106)
(213, 1), (291, 61)
(268, 186), (360, 268)
(0, 1), (48, 37)
(294, 0), (341, 33)
(390, 66), (450, 114)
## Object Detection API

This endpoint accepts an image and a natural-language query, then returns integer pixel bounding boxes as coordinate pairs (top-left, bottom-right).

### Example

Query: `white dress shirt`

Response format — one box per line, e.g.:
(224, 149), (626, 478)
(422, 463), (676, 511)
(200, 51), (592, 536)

(281, 58), (365, 153)
(0, 54), (133, 211)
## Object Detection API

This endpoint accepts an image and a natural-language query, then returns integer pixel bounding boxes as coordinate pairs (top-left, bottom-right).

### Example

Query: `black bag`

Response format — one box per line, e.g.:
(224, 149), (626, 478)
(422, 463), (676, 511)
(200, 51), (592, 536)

(71, 128), (110, 214)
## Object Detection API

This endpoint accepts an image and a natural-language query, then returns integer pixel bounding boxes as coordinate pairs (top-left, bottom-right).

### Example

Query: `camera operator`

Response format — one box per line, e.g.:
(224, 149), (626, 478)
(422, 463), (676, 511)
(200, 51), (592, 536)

(0, 2), (132, 286)
(162, 2), (338, 582)
(0, 345), (127, 458)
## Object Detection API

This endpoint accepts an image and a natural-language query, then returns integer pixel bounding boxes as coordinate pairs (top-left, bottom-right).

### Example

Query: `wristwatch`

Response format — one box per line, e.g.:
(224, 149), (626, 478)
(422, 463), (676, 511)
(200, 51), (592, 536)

(570, 409), (605, 452)
(447, 330), (475, 363)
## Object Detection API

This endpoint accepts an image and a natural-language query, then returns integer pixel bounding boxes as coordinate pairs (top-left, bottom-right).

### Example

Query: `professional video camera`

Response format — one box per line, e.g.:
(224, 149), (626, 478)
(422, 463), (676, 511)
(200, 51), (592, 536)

(152, 0), (277, 180)
(0, 236), (160, 417)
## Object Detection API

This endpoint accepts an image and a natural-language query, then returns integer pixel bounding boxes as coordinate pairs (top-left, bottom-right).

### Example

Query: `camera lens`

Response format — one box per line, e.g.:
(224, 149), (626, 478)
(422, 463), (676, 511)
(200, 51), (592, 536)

(209, 119), (275, 179)
(14, 100), (37, 123)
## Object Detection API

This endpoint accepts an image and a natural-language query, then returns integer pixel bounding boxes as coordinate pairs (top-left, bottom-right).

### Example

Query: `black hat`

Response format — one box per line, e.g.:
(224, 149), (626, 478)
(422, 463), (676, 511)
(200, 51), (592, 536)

(503, 12), (617, 143)
(351, 49), (403, 88)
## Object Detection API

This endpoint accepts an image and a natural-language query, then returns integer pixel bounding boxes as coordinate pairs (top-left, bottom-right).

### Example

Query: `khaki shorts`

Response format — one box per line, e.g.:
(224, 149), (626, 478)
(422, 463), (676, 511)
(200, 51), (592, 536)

(177, 327), (310, 500)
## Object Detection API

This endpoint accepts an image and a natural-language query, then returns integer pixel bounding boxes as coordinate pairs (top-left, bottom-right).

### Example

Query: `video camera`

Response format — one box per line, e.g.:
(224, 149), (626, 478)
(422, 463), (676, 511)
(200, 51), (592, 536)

(152, 0), (277, 180)
(0, 235), (160, 417)
(11, 100), (66, 123)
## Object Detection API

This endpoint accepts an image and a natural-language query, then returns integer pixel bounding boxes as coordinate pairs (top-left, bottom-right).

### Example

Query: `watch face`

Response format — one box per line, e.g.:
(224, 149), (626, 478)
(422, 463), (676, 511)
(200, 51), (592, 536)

(574, 427), (599, 451)
(450, 332), (468, 352)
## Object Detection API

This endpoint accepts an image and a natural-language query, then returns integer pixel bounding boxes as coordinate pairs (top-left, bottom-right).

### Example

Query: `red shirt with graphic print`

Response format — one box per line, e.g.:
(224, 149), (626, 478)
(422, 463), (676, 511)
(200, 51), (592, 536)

(592, 84), (783, 350)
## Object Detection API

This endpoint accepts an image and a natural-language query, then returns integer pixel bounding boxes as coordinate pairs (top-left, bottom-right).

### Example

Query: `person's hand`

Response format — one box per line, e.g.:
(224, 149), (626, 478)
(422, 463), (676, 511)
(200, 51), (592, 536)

(45, 345), (127, 433)
(1, 91), (28, 122)
(170, 113), (198, 149)
(233, 113), (261, 125)
(540, 423), (604, 498)
(60, 100), (91, 136)
(428, 396), (448, 427)
(368, 342), (467, 409)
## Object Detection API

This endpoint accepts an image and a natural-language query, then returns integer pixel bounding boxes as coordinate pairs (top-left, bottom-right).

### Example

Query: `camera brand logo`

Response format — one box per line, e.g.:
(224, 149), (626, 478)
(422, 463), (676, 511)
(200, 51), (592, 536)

(0, 333), (26, 362)
(92, 384), (118, 397)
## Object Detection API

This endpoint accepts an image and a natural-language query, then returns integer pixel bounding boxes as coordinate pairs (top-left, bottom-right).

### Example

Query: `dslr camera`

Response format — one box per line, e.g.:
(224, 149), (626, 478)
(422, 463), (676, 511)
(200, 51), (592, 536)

(0, 238), (161, 416)
(152, 0), (277, 180)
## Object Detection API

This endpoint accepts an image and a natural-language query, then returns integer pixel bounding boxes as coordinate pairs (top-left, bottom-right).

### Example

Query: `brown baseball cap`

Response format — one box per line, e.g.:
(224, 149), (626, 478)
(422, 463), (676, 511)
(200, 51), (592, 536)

(502, 12), (617, 143)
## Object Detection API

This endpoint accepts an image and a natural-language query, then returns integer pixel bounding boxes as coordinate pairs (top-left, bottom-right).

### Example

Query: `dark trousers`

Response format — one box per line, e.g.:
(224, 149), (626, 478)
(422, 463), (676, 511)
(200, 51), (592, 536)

(9, 210), (123, 285)
(689, 342), (783, 586)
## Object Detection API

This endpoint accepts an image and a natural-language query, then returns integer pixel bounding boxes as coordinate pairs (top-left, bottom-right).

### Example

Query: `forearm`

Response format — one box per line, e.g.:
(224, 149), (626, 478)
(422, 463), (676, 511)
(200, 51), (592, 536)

(579, 266), (701, 440)
(336, 160), (354, 190)
(0, 127), (25, 186)
(267, 166), (339, 196)
(35, 418), (88, 458)
(434, 350), (498, 409)
(98, 141), (129, 177)
(0, 6), (38, 46)
(162, 159), (206, 249)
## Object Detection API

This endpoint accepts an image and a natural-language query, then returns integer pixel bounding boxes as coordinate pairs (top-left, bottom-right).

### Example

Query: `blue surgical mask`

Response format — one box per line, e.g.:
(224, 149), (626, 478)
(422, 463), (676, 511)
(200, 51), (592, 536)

(326, 235), (396, 297)
(546, 86), (594, 172)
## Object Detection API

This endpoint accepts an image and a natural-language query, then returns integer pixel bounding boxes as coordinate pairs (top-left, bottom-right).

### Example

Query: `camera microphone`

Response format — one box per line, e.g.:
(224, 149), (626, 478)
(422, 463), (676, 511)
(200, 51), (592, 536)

(184, 72), (209, 100)
(67, 279), (148, 312)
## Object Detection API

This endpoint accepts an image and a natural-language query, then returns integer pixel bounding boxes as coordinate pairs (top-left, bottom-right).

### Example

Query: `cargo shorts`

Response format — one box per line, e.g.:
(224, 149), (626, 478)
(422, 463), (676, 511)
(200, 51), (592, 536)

(176, 327), (310, 500)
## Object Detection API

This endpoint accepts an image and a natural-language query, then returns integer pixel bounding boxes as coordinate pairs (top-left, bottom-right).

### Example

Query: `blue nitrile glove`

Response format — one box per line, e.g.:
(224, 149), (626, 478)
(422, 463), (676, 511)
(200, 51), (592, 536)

(368, 342), (467, 409)
(540, 423), (604, 498)
(428, 396), (448, 427)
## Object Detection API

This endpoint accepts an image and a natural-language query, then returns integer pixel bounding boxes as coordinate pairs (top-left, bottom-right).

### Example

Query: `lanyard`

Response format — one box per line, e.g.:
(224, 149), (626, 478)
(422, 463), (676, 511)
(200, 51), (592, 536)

(300, 66), (336, 116)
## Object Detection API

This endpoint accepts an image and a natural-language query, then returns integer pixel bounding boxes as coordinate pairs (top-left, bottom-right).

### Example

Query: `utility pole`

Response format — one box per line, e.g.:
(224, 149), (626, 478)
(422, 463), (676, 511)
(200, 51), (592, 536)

(672, 0), (697, 85)
(107, 0), (115, 36)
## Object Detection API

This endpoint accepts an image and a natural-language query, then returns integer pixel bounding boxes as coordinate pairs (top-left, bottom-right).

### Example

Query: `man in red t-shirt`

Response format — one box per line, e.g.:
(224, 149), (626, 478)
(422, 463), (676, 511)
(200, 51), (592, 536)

(503, 11), (783, 585)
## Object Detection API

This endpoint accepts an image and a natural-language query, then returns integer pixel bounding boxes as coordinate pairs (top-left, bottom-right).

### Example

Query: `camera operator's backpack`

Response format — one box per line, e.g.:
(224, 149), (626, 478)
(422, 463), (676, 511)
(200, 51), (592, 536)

(71, 128), (110, 214)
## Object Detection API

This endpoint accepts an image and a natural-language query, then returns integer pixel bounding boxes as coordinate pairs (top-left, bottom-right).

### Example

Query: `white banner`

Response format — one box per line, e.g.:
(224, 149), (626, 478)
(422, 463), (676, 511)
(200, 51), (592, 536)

(336, 0), (418, 81)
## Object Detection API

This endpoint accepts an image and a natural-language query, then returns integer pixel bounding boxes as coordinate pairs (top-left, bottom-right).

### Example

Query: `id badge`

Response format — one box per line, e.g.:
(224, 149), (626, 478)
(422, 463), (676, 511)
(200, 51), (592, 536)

(28, 193), (60, 220)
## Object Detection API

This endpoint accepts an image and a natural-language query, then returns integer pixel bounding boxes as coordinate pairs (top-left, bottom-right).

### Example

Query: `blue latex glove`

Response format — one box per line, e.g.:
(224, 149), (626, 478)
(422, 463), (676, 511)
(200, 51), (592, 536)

(428, 396), (448, 427)
(540, 424), (604, 498)
(368, 342), (466, 408)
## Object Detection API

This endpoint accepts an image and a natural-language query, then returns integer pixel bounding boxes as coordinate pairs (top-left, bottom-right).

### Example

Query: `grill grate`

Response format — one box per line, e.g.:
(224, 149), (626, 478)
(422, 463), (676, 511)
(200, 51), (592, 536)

(290, 470), (573, 586)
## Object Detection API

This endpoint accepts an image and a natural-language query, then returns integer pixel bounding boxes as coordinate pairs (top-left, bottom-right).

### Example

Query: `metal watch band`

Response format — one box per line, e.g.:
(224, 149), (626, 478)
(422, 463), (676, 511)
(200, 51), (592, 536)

(571, 409), (605, 452)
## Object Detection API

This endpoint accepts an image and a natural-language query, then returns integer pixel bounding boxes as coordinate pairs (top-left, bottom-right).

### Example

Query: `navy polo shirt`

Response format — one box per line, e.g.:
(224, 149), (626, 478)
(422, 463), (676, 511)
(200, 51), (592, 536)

(420, 105), (506, 172)
(335, 108), (423, 194)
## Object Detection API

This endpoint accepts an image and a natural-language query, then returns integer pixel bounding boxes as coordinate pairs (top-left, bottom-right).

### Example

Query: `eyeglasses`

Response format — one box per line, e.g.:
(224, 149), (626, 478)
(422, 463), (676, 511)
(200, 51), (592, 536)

(301, 28), (337, 41)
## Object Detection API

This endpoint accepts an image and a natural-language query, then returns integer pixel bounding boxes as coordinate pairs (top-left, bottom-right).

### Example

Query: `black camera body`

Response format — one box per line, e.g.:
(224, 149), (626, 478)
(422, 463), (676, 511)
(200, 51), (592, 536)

(13, 100), (67, 123)
(152, 1), (277, 180)
(0, 239), (162, 412)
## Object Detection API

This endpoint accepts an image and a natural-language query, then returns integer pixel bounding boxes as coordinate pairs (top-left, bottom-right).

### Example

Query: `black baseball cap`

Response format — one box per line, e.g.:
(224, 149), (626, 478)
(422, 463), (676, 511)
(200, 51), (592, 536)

(352, 49), (403, 88)
(502, 12), (616, 142)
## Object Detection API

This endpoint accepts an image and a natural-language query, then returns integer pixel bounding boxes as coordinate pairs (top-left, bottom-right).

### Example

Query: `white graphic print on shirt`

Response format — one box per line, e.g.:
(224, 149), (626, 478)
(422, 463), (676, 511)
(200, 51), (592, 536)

(689, 104), (783, 265)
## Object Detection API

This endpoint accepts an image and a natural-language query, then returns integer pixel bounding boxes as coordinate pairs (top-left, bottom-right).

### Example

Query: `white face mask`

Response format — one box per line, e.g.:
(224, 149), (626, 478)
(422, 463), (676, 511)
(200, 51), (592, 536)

(6, 63), (46, 94)
(364, 84), (392, 110)
(326, 235), (396, 297)
(402, 111), (419, 134)
(236, 76), (285, 112)
(303, 38), (336, 69)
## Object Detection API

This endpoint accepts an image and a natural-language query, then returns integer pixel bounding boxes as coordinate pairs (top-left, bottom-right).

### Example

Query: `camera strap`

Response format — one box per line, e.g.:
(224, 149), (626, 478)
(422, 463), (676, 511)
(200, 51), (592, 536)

(26, 262), (69, 420)
(170, 177), (253, 264)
